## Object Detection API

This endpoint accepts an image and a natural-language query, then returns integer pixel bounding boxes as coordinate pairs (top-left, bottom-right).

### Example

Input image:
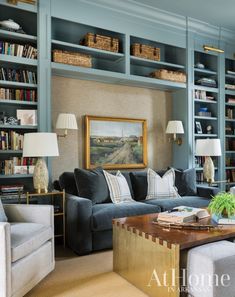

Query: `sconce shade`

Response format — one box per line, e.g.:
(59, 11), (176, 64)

(166, 121), (184, 134)
(56, 113), (78, 130)
(195, 139), (222, 157)
(23, 132), (59, 157)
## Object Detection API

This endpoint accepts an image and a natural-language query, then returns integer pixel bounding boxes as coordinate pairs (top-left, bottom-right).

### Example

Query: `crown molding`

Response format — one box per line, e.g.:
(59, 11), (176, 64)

(80, 0), (186, 31)
(81, 0), (235, 44)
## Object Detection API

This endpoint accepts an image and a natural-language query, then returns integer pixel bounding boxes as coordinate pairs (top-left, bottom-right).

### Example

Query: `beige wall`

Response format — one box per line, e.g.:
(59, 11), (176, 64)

(51, 76), (172, 180)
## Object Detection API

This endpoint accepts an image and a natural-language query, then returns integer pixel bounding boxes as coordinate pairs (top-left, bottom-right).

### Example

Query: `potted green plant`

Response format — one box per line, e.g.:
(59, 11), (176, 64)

(208, 192), (235, 218)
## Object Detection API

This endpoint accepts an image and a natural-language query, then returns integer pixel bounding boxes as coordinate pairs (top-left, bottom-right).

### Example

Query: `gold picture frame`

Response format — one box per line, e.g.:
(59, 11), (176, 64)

(85, 115), (147, 169)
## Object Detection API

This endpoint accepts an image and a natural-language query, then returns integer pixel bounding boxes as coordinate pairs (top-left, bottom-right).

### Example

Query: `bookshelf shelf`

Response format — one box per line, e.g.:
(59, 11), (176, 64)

(225, 90), (235, 96)
(0, 81), (37, 88)
(0, 150), (23, 154)
(52, 39), (124, 61)
(226, 151), (235, 153)
(194, 99), (217, 104)
(0, 54), (37, 67)
(226, 167), (235, 170)
(194, 134), (218, 137)
(0, 174), (33, 179)
(225, 74), (235, 80)
(225, 119), (235, 122)
(226, 135), (235, 138)
(194, 68), (217, 75)
(130, 56), (185, 70)
(0, 125), (37, 130)
(0, 99), (37, 106)
(194, 85), (219, 93)
(0, 29), (37, 43)
(194, 116), (217, 120)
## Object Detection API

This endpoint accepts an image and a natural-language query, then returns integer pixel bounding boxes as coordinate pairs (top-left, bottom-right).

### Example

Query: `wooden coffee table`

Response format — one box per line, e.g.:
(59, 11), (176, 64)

(113, 213), (235, 297)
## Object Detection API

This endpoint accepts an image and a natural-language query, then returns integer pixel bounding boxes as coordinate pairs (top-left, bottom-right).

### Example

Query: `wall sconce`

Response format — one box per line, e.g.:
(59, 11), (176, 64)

(166, 121), (184, 146)
(56, 113), (78, 138)
(203, 45), (224, 54)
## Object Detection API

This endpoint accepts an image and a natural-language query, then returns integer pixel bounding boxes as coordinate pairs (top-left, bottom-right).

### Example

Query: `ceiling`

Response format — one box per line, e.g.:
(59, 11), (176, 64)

(132, 0), (235, 31)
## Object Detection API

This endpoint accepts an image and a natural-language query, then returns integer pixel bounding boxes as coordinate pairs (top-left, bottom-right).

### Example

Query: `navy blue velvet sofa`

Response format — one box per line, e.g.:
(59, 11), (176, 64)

(55, 168), (219, 256)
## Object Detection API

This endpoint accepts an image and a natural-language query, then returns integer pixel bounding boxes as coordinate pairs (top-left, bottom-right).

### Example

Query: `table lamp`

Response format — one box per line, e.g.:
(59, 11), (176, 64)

(23, 132), (59, 193)
(166, 120), (184, 145)
(56, 113), (78, 137)
(195, 138), (222, 183)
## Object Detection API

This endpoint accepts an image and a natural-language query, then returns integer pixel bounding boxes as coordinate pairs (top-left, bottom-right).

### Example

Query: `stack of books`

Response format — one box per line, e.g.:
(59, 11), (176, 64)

(0, 88), (37, 101)
(0, 41), (37, 59)
(0, 68), (37, 84)
(0, 130), (24, 150)
(0, 184), (25, 200)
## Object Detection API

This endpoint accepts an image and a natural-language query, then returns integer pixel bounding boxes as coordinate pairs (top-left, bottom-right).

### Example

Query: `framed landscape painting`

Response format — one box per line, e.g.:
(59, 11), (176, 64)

(85, 115), (147, 169)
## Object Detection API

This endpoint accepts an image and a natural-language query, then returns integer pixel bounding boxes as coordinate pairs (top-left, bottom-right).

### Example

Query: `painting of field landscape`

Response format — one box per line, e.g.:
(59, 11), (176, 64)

(85, 116), (147, 169)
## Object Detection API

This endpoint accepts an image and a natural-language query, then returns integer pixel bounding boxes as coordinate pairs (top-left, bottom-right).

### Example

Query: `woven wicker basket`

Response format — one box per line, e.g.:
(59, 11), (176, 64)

(80, 33), (119, 53)
(150, 69), (186, 83)
(131, 43), (160, 61)
(52, 50), (92, 68)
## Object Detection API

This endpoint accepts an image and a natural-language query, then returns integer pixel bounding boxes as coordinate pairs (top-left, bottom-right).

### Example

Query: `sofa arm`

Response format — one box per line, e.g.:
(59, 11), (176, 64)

(197, 186), (220, 199)
(66, 194), (93, 255)
(0, 223), (11, 297)
(4, 204), (54, 227)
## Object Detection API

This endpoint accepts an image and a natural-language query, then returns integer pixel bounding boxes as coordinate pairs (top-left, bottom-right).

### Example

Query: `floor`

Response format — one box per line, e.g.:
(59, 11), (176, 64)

(25, 247), (147, 297)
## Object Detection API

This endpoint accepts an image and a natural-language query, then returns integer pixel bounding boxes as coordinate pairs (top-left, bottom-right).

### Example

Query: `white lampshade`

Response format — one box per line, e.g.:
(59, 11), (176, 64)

(56, 113), (78, 130)
(23, 132), (59, 157)
(195, 139), (222, 156)
(166, 121), (184, 134)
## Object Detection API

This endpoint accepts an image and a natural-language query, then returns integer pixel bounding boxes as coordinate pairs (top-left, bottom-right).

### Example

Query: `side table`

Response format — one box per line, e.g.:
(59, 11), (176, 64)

(26, 190), (66, 246)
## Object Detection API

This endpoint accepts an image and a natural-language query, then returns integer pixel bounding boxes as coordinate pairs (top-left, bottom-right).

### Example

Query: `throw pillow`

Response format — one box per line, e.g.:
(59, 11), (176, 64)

(0, 199), (7, 222)
(171, 168), (197, 196)
(103, 170), (134, 204)
(146, 168), (179, 200)
(74, 168), (111, 204)
(130, 170), (167, 201)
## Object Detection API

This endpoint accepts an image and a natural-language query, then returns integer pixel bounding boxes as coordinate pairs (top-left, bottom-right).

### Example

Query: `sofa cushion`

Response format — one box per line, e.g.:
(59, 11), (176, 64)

(92, 202), (160, 231)
(74, 168), (111, 204)
(0, 198), (7, 222)
(146, 168), (179, 199)
(103, 170), (134, 203)
(10, 222), (52, 262)
(172, 168), (197, 196)
(59, 172), (77, 195)
(130, 170), (166, 201)
(143, 196), (210, 211)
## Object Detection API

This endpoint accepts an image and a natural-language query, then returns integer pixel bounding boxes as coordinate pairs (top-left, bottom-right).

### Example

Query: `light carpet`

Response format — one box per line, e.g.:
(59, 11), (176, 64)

(25, 248), (147, 297)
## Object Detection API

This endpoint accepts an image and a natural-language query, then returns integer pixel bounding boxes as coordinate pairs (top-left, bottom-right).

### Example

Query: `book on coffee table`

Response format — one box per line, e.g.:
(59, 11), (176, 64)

(157, 206), (210, 224)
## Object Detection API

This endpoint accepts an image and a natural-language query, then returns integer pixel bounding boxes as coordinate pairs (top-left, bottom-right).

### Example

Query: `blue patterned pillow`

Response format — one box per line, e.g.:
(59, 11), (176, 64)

(0, 199), (7, 222)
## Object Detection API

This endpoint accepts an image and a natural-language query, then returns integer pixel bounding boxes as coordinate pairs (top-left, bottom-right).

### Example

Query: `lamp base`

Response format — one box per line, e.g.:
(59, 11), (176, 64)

(33, 158), (49, 193)
(203, 156), (215, 183)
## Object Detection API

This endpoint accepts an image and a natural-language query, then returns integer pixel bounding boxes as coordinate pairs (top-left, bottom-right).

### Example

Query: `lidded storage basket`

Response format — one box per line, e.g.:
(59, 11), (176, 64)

(150, 69), (186, 83)
(52, 50), (92, 68)
(80, 33), (119, 53)
(131, 43), (160, 61)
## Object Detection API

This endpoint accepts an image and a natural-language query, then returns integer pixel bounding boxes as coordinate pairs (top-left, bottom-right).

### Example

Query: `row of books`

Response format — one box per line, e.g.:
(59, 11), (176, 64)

(195, 156), (206, 167)
(194, 90), (215, 101)
(0, 184), (24, 193)
(0, 67), (37, 84)
(226, 139), (235, 151)
(226, 157), (235, 167)
(196, 172), (204, 183)
(0, 157), (36, 175)
(0, 41), (37, 59)
(0, 88), (37, 102)
(226, 108), (234, 120)
(227, 97), (235, 104)
(0, 130), (24, 151)
(226, 169), (235, 182)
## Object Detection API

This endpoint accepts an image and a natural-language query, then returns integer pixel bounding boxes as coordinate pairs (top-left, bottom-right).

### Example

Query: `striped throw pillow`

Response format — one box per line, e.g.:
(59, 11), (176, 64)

(146, 168), (179, 200)
(0, 199), (7, 222)
(103, 170), (134, 204)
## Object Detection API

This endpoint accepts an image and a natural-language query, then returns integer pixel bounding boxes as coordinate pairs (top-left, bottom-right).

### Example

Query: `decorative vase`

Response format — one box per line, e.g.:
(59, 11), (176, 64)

(33, 158), (49, 193)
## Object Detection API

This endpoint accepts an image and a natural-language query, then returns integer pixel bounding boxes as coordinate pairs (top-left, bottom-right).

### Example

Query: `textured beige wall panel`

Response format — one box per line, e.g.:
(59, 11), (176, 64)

(51, 76), (172, 180)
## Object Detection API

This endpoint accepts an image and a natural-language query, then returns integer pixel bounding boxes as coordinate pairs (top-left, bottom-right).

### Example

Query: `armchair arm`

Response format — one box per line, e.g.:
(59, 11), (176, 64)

(66, 194), (93, 255)
(0, 223), (11, 297)
(197, 186), (220, 199)
(4, 204), (54, 227)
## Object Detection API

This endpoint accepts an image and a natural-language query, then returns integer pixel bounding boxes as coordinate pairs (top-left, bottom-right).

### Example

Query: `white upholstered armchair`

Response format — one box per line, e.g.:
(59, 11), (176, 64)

(0, 204), (55, 297)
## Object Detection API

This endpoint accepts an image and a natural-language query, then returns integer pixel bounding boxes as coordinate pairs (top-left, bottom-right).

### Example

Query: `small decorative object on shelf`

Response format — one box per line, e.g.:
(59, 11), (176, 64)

(52, 50), (92, 68)
(195, 121), (203, 134)
(6, 117), (19, 126)
(150, 69), (186, 83)
(0, 19), (20, 31)
(80, 33), (119, 53)
(194, 62), (205, 69)
(131, 43), (160, 61)
(196, 77), (217, 88)
(206, 125), (213, 134)
(17, 109), (37, 126)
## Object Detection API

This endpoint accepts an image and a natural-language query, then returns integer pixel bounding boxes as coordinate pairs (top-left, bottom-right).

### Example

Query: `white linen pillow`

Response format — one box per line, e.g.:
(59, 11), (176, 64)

(0, 199), (7, 222)
(103, 170), (134, 204)
(146, 168), (179, 200)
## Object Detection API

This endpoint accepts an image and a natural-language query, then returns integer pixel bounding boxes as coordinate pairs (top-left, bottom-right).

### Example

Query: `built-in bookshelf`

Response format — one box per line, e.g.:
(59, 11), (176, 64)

(0, 1), (38, 189)
(225, 57), (235, 189)
(193, 50), (219, 184)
